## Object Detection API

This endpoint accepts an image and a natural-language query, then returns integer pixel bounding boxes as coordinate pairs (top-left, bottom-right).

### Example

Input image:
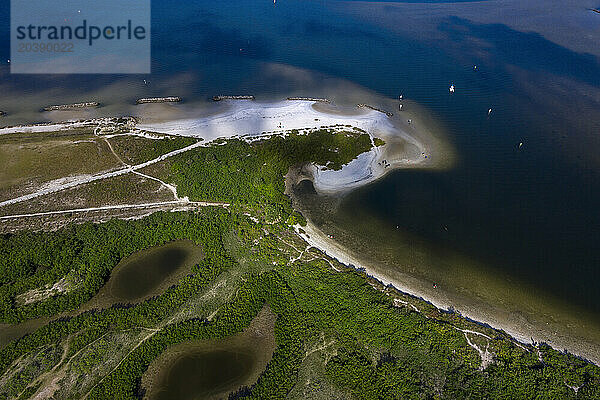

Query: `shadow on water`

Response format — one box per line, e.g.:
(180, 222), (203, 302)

(438, 16), (600, 87)
(338, 167), (600, 313)
(291, 176), (600, 361)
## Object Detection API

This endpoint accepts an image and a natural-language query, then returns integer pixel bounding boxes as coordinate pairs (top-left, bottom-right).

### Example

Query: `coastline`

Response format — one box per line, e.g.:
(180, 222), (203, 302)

(0, 100), (438, 212)
(6, 99), (597, 363)
(137, 99), (449, 195)
(137, 100), (396, 140)
(294, 220), (600, 365)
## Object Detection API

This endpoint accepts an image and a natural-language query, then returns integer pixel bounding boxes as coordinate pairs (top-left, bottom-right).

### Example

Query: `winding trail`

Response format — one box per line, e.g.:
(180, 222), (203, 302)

(103, 135), (182, 201)
(1, 100), (431, 210)
(132, 170), (181, 201)
(0, 141), (204, 209)
(102, 137), (125, 165)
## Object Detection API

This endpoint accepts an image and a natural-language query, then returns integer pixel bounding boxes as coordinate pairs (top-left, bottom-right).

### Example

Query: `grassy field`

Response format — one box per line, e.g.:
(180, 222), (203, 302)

(107, 135), (198, 165)
(0, 172), (175, 217)
(0, 133), (120, 201)
(0, 125), (198, 206)
(0, 127), (598, 400)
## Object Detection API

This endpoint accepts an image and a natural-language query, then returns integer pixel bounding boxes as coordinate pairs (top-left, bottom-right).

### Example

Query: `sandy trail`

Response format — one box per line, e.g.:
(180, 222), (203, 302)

(104, 136), (182, 202)
(1, 100), (431, 208)
(0, 200), (229, 220)
(0, 141), (204, 209)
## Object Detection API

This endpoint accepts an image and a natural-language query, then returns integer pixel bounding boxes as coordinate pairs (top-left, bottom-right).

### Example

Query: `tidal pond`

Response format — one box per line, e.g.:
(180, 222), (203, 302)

(154, 349), (255, 400)
(0, 240), (203, 347)
(108, 240), (202, 302)
(143, 307), (277, 400)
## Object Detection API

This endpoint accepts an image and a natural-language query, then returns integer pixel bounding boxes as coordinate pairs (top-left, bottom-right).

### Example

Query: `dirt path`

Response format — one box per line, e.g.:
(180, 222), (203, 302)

(0, 141), (204, 209)
(132, 171), (180, 201)
(0, 200), (229, 220)
(103, 137), (126, 166)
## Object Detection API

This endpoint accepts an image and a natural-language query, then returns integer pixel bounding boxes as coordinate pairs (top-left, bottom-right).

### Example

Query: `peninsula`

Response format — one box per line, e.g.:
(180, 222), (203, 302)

(0, 100), (598, 399)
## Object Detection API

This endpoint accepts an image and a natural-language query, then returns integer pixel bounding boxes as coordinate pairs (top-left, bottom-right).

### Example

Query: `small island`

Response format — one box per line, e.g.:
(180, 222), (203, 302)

(136, 97), (182, 104)
(42, 102), (99, 111)
(212, 95), (255, 101)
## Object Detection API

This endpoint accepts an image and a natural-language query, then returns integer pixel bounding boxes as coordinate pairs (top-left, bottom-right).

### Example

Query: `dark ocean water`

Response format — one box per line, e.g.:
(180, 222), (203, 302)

(1, 0), (599, 351)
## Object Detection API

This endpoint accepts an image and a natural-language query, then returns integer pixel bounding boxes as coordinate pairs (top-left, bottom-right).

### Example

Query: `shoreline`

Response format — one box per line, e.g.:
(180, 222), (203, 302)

(137, 100), (445, 195)
(294, 220), (599, 365)
(0, 100), (432, 212)
(1, 98), (597, 365)
(0, 117), (136, 136)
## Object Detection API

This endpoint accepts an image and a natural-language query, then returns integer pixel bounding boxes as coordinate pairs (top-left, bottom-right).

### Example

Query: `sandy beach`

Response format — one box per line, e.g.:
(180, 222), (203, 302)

(138, 100), (441, 195)
(7, 99), (595, 363)
(0, 121), (91, 135)
(0, 99), (439, 210)
(294, 219), (600, 365)
(1, 94), (598, 369)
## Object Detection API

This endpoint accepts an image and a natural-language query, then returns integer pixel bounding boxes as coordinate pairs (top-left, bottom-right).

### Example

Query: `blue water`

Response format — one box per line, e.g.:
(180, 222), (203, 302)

(1, 0), (599, 347)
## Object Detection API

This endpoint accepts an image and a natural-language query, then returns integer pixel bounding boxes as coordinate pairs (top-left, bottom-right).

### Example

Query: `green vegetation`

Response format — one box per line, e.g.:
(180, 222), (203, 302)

(0, 128), (598, 399)
(0, 133), (119, 200)
(142, 306), (276, 400)
(169, 128), (372, 220)
(373, 137), (385, 147)
(107, 135), (198, 165)
(0, 212), (221, 323)
(0, 173), (173, 217)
